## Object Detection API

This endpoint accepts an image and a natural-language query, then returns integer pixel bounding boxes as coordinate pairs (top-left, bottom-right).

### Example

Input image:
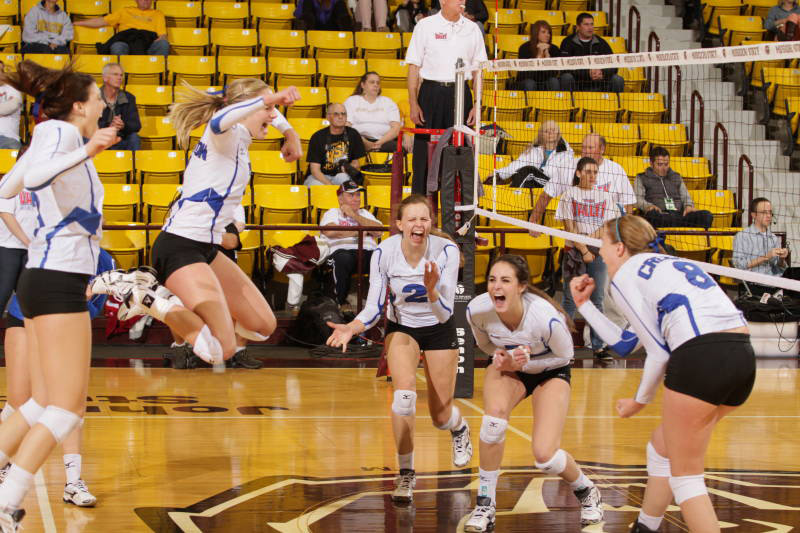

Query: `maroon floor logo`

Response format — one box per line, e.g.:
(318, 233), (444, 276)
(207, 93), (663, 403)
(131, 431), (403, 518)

(135, 462), (800, 532)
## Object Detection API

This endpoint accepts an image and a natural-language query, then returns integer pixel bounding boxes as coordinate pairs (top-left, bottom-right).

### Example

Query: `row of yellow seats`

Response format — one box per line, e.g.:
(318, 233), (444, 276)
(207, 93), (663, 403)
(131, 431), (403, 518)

(703, 0), (775, 34)
(492, 33), (628, 57)
(486, 8), (608, 35)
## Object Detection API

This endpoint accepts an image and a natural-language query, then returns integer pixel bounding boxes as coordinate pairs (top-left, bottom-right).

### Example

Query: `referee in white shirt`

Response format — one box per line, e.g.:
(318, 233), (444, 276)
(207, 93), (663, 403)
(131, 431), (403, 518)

(405, 0), (487, 194)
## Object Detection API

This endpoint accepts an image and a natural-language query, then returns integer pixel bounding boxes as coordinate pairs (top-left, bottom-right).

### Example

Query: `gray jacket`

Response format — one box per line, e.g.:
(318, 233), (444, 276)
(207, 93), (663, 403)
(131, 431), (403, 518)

(634, 167), (693, 212)
(23, 2), (73, 46)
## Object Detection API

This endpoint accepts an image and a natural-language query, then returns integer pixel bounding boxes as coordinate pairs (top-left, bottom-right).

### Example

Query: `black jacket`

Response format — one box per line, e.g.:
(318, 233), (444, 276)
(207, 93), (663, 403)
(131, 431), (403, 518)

(517, 41), (561, 82)
(559, 33), (618, 83)
(99, 87), (141, 139)
(96, 28), (157, 55)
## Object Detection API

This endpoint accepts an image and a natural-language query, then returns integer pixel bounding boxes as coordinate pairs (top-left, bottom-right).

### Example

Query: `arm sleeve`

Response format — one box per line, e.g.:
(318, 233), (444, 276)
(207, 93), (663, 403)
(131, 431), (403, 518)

(618, 172), (637, 206)
(104, 11), (120, 27)
(0, 91), (21, 116)
(679, 179), (693, 208)
(155, 11), (167, 36)
(354, 248), (389, 330)
(306, 132), (325, 165)
(554, 190), (570, 221)
(521, 316), (574, 374)
(22, 9), (41, 44)
(765, 6), (780, 30)
(123, 93), (142, 134)
(466, 307), (496, 355)
(58, 15), (74, 45)
(387, 97), (401, 123)
(634, 176), (654, 211)
(270, 108), (291, 134)
(731, 231), (750, 270)
(430, 243), (459, 323)
(0, 155), (26, 199)
(22, 130), (90, 192)
(404, 26), (424, 66)
(496, 147), (534, 179)
(208, 97), (265, 135)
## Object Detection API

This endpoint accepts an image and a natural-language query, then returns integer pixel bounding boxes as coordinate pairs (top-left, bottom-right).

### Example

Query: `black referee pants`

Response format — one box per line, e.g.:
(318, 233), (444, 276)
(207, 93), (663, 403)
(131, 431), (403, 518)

(329, 249), (374, 305)
(411, 80), (473, 195)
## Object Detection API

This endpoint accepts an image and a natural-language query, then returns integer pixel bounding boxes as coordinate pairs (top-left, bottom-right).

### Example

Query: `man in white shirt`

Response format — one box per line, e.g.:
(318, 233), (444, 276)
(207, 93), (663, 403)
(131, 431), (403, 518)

(405, 0), (487, 194)
(0, 60), (22, 150)
(321, 180), (383, 311)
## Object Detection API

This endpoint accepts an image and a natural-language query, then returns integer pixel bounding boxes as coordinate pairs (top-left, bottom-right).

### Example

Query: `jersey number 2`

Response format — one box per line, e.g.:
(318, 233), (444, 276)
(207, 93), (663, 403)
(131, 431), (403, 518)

(403, 284), (428, 303)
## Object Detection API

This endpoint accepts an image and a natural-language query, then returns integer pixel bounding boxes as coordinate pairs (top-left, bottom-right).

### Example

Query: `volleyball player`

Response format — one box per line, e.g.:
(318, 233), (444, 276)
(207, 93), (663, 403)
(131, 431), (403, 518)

(326, 194), (472, 502)
(462, 254), (603, 530)
(569, 214), (754, 533)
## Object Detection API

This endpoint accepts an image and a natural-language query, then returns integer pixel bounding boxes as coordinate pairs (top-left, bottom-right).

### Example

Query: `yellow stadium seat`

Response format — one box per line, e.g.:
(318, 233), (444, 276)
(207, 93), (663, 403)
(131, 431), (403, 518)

(73, 54), (117, 83)
(126, 84), (173, 116)
(264, 228), (318, 251)
(564, 10), (608, 34)
(703, 0), (744, 37)
(514, 0), (548, 9)
(612, 155), (650, 180)
(120, 55), (165, 85)
(496, 34), (530, 59)
(291, 118), (330, 153)
(217, 56), (267, 84)
(253, 183), (309, 223)
(318, 58), (367, 88)
(367, 58), (409, 89)
(0, 148), (17, 175)
(499, 121), (538, 158)
(763, 67), (800, 116)
(558, 122), (590, 153)
(746, 0), (773, 17)
(24, 53), (68, 70)
(620, 92), (666, 123)
(0, 0), (19, 25)
(68, 0), (109, 20)
(521, 10), (567, 35)
(307, 30), (355, 58)
(528, 91), (576, 122)
(103, 183), (139, 221)
(501, 232), (555, 284)
(94, 150), (133, 183)
(663, 227), (712, 262)
(719, 15), (763, 45)
(136, 150), (185, 184)
(709, 228), (741, 286)
(139, 116), (176, 150)
(101, 224), (147, 269)
(477, 154), (512, 181)
(309, 184), (342, 221)
(287, 86), (327, 118)
(482, 90), (529, 122)
(141, 183), (179, 222)
(604, 36), (627, 54)
(574, 91), (621, 123)
(486, 8), (524, 33)
(236, 229), (263, 276)
(158, 0), (202, 27)
(593, 123), (642, 156)
(479, 185), (532, 226)
(0, 53), (20, 70)
(269, 57), (317, 88)
(556, 0), (589, 9)
(251, 2), (294, 30)
(745, 41), (782, 90)
(0, 25), (20, 52)
(355, 31), (402, 59)
(639, 123), (689, 157)
(167, 55), (215, 85)
(211, 28), (258, 56)
(620, 67), (646, 92)
(689, 190), (738, 227)
(366, 184), (391, 223)
(671, 156), (712, 189)
(252, 125), (283, 151)
(327, 86), (354, 106)
(71, 26), (112, 55)
(203, 1), (249, 28)
(250, 150), (298, 184)
(260, 28), (306, 58)
(167, 27), (209, 55)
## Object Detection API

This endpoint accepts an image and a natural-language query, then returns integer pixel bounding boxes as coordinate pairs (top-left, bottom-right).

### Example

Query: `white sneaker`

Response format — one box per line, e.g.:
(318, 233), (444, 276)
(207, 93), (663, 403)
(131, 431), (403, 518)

(0, 464), (9, 484)
(464, 497), (496, 532)
(575, 485), (603, 525)
(90, 267), (157, 300)
(0, 508), (24, 533)
(391, 469), (416, 503)
(117, 285), (158, 321)
(451, 423), (473, 468)
(63, 479), (97, 507)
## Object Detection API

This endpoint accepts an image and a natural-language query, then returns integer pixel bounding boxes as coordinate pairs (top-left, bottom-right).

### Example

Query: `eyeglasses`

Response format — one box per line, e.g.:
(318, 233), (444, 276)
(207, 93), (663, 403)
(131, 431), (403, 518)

(755, 211), (774, 215)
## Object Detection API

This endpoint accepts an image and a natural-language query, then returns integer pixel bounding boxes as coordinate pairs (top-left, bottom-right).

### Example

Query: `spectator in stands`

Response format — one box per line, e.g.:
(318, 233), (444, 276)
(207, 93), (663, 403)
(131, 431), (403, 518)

(98, 63), (142, 151)
(430, 0), (488, 29)
(344, 72), (402, 153)
(516, 20), (561, 91)
(495, 120), (573, 187)
(394, 0), (427, 31)
(635, 146), (713, 229)
(21, 0), (73, 54)
(305, 103), (367, 186)
(765, 0), (800, 37)
(358, 0), (389, 31)
(295, 0), (354, 31)
(321, 180), (383, 312)
(0, 61), (22, 150)
(74, 0), (169, 56)
(559, 12), (624, 93)
(733, 197), (788, 277)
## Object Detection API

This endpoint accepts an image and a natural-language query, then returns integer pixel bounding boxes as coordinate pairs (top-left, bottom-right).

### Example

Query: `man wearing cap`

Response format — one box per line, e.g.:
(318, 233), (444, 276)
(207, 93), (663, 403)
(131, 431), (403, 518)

(304, 103), (367, 187)
(405, 0), (488, 194)
(321, 181), (383, 312)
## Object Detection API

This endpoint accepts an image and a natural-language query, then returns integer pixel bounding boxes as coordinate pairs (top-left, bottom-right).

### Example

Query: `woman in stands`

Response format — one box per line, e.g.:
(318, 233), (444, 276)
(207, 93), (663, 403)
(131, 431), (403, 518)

(516, 20), (561, 91)
(344, 72), (402, 153)
(462, 254), (603, 531)
(570, 214), (753, 533)
(495, 120), (573, 188)
(326, 194), (472, 503)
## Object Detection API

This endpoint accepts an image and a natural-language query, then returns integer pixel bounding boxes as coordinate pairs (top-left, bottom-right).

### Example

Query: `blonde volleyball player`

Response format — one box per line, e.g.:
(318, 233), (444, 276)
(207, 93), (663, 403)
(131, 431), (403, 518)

(0, 60), (121, 530)
(570, 215), (754, 533)
(326, 194), (473, 502)
(462, 255), (603, 531)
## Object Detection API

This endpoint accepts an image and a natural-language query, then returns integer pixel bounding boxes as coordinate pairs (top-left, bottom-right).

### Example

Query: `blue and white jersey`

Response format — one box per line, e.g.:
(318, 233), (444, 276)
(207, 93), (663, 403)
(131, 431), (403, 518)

(355, 234), (459, 329)
(467, 292), (573, 374)
(0, 120), (103, 275)
(163, 97), (264, 245)
(579, 252), (746, 403)
(0, 189), (38, 250)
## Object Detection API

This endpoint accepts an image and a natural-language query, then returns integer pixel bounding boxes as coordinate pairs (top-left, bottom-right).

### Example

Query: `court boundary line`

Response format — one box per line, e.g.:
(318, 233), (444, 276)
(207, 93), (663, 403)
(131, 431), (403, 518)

(34, 470), (56, 533)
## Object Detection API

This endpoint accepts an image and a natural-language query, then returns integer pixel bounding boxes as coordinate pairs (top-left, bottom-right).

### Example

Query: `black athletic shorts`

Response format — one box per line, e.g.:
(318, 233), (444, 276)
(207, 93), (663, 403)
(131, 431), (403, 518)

(5, 315), (23, 328)
(16, 268), (91, 318)
(487, 357), (572, 398)
(665, 332), (755, 406)
(151, 231), (218, 284)
(386, 317), (458, 351)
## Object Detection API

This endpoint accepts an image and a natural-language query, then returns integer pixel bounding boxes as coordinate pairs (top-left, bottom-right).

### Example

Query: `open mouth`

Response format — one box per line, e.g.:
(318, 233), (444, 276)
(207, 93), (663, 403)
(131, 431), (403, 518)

(492, 293), (506, 304)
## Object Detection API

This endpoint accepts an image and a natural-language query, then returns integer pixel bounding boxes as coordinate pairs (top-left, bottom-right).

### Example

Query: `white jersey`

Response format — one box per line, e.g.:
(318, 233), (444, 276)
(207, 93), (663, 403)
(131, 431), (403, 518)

(0, 189), (38, 249)
(164, 97), (263, 245)
(467, 292), (573, 374)
(355, 234), (459, 329)
(578, 252), (746, 404)
(0, 120), (103, 274)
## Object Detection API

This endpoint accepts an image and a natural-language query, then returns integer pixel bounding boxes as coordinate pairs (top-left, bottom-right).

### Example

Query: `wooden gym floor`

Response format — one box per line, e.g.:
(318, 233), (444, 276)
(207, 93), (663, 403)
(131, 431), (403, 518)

(2, 360), (799, 532)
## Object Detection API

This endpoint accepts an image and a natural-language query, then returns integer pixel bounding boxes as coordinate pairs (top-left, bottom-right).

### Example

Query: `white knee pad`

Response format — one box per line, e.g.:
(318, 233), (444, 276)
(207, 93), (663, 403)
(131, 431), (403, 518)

(1, 403), (15, 423)
(646, 442), (672, 478)
(235, 321), (270, 342)
(38, 406), (80, 444)
(391, 390), (417, 417)
(669, 474), (707, 505)
(479, 415), (508, 444)
(19, 399), (45, 427)
(193, 325), (224, 364)
(435, 405), (461, 430)
(535, 449), (568, 476)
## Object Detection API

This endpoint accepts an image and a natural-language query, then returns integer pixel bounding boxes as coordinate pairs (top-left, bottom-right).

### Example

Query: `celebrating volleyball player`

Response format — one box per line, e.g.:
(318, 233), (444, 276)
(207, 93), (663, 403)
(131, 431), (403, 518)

(326, 194), (472, 502)
(570, 214), (754, 533)
(462, 254), (603, 530)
